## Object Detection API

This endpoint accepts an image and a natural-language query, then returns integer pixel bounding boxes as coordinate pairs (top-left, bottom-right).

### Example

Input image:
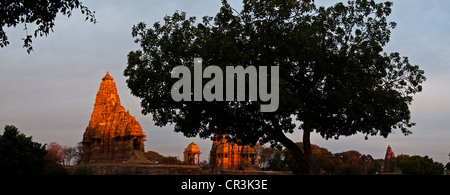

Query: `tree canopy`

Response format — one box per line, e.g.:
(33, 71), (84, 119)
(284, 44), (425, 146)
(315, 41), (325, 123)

(0, 0), (96, 53)
(396, 154), (444, 175)
(0, 125), (47, 175)
(125, 0), (426, 174)
(262, 143), (382, 175)
(144, 151), (181, 165)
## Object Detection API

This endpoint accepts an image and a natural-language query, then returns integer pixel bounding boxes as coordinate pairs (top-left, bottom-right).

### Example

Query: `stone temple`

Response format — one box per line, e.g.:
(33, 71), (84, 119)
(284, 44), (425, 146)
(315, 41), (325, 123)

(81, 72), (150, 164)
(383, 145), (396, 173)
(184, 142), (201, 165)
(210, 134), (259, 170)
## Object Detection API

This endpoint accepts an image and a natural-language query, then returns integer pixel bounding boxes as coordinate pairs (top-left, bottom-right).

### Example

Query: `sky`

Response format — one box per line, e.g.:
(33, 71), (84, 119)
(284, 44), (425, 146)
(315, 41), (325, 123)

(1, 0), (450, 164)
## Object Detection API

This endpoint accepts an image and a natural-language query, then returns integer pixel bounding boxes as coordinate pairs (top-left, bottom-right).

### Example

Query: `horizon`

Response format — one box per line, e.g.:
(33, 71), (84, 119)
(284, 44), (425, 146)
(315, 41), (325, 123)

(1, 0), (449, 165)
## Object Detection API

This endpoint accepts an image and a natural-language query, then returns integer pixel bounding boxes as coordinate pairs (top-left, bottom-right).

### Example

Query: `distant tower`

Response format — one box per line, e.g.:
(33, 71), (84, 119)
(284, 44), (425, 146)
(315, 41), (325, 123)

(184, 142), (201, 165)
(383, 145), (396, 173)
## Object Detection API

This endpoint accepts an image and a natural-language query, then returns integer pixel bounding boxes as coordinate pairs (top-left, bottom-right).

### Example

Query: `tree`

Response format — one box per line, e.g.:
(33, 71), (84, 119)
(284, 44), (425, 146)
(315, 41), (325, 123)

(445, 162), (450, 175)
(73, 142), (84, 165)
(144, 150), (181, 165)
(199, 160), (210, 170)
(396, 154), (444, 175)
(284, 142), (335, 174)
(273, 142), (380, 175)
(258, 145), (283, 170)
(267, 152), (290, 171)
(43, 142), (68, 175)
(333, 150), (365, 175)
(361, 154), (382, 175)
(0, 125), (47, 175)
(0, 0), (96, 53)
(45, 142), (65, 164)
(144, 151), (165, 164)
(159, 156), (181, 165)
(63, 146), (77, 166)
(125, 0), (426, 174)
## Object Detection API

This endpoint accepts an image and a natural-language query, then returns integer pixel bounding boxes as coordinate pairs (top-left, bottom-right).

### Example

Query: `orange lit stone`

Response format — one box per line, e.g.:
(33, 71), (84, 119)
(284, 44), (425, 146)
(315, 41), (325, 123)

(210, 134), (259, 170)
(81, 72), (150, 164)
(383, 145), (395, 173)
(184, 142), (201, 165)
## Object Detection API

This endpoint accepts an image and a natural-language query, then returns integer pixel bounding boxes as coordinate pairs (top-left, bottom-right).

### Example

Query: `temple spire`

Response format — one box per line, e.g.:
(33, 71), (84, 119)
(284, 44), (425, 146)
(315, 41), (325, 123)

(383, 145), (396, 173)
(385, 145), (395, 159)
(102, 71), (114, 81)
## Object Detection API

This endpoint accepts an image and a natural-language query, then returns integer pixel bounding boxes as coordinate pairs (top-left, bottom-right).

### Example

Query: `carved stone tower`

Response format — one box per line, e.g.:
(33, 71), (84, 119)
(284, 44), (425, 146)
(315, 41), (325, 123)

(383, 145), (395, 173)
(81, 72), (150, 164)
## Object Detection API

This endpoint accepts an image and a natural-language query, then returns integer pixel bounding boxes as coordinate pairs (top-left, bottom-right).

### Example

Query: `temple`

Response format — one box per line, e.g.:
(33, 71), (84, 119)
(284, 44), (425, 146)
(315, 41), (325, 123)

(383, 145), (396, 174)
(81, 72), (150, 164)
(184, 142), (201, 165)
(209, 134), (259, 170)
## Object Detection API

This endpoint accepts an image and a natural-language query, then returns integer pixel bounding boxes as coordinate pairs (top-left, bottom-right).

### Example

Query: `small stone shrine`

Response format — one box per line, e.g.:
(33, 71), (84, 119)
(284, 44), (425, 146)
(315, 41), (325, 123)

(184, 142), (201, 165)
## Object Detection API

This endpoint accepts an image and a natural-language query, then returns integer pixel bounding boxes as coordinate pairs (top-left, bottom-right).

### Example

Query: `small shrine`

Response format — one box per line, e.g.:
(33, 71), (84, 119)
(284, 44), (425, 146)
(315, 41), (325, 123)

(184, 142), (201, 165)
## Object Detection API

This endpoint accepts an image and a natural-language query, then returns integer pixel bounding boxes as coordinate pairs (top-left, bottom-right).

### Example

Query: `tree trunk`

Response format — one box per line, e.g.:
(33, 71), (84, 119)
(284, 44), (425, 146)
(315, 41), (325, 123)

(303, 121), (313, 175)
(270, 117), (310, 175)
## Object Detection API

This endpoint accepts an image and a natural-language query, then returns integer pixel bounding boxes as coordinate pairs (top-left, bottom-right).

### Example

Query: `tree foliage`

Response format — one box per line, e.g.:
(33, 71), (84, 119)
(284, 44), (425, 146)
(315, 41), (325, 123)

(0, 0), (96, 53)
(445, 162), (450, 175)
(0, 125), (47, 175)
(262, 143), (381, 175)
(395, 154), (444, 175)
(43, 142), (68, 175)
(45, 142), (65, 165)
(144, 151), (181, 165)
(125, 0), (426, 174)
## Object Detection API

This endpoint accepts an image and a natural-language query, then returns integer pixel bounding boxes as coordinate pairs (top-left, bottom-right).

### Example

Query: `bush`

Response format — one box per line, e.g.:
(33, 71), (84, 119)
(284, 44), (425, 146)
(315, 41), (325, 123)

(73, 166), (94, 175)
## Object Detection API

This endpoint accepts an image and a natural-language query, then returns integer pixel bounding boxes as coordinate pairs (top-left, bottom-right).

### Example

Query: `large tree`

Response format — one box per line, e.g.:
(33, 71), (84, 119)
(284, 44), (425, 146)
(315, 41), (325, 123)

(124, 0), (425, 174)
(0, 0), (96, 53)
(396, 155), (444, 175)
(0, 125), (47, 175)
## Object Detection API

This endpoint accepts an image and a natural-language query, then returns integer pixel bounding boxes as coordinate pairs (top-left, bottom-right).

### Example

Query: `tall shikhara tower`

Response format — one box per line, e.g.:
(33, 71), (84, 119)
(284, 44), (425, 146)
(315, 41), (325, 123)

(383, 145), (395, 173)
(81, 72), (149, 164)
